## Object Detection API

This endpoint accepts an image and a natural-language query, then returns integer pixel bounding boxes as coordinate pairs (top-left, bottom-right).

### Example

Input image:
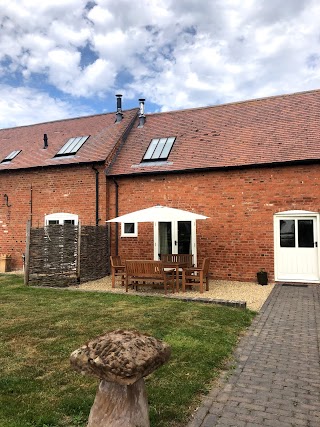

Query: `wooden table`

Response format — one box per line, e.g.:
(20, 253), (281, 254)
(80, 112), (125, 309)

(163, 261), (189, 292)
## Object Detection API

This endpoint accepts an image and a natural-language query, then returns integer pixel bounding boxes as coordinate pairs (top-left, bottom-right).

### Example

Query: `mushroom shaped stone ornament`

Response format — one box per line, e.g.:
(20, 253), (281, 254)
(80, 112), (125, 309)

(70, 329), (171, 427)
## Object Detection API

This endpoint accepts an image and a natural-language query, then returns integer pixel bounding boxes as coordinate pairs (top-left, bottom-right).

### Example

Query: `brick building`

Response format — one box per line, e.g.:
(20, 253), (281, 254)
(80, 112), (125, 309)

(1, 90), (320, 283)
(107, 90), (320, 284)
(0, 100), (138, 270)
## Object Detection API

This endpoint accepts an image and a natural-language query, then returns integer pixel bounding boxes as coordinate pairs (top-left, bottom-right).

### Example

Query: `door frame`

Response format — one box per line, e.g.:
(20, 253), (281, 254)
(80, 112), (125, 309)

(274, 210), (320, 283)
(154, 220), (198, 265)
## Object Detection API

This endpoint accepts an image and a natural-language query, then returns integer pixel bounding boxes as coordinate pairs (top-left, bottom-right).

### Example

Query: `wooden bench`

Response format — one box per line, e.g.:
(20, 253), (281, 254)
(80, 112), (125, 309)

(125, 260), (176, 295)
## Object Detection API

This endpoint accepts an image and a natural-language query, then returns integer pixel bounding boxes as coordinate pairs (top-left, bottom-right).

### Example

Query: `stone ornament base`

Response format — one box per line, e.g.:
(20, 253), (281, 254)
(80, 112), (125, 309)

(87, 378), (149, 427)
(70, 329), (171, 426)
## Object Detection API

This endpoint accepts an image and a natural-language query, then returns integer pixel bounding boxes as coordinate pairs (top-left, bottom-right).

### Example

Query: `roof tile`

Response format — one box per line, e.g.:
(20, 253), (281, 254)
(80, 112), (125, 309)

(107, 89), (320, 176)
(0, 109), (138, 171)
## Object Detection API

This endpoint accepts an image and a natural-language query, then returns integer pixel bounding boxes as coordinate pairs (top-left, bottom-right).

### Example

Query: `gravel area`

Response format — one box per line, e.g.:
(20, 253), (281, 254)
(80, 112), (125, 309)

(7, 270), (273, 311)
(77, 276), (274, 312)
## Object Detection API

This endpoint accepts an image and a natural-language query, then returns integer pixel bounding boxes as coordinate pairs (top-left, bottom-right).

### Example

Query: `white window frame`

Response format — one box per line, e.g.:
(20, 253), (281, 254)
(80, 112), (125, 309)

(45, 213), (79, 226)
(121, 222), (138, 237)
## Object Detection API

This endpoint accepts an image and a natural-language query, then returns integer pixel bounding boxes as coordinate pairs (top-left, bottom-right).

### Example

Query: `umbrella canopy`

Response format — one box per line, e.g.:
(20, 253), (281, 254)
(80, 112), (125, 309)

(107, 205), (208, 223)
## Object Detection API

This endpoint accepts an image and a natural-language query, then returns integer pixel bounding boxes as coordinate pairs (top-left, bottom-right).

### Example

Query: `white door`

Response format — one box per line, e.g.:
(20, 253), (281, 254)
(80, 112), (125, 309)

(274, 212), (319, 282)
(154, 220), (197, 265)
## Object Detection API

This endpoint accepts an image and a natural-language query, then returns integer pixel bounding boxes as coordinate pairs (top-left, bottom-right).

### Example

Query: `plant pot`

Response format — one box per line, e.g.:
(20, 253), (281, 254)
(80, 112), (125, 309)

(257, 271), (268, 286)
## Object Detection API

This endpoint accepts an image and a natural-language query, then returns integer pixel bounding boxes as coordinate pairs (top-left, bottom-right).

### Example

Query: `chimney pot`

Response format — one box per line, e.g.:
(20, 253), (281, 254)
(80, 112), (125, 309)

(43, 133), (48, 149)
(139, 98), (145, 116)
(138, 98), (146, 127)
(116, 94), (122, 111)
(115, 94), (123, 123)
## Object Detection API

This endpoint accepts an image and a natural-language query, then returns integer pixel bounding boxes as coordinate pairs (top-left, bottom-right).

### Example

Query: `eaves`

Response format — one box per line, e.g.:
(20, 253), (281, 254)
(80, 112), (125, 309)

(106, 158), (320, 178)
(0, 159), (106, 175)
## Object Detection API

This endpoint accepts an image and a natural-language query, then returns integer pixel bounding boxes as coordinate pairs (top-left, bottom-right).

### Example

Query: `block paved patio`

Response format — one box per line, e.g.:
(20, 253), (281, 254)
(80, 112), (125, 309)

(186, 283), (320, 427)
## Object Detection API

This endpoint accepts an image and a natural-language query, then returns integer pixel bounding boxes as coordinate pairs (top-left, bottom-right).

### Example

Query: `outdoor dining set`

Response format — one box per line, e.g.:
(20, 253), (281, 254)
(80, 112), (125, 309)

(110, 254), (211, 295)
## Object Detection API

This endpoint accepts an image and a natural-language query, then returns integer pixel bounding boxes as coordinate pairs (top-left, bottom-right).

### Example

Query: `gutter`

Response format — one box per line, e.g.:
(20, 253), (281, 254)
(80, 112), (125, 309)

(0, 159), (106, 174)
(106, 157), (320, 179)
(92, 165), (100, 226)
(112, 177), (119, 255)
(105, 110), (139, 256)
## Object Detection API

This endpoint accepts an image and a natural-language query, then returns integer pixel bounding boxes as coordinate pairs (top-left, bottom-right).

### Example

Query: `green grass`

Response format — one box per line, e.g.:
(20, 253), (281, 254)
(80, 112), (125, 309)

(0, 274), (255, 427)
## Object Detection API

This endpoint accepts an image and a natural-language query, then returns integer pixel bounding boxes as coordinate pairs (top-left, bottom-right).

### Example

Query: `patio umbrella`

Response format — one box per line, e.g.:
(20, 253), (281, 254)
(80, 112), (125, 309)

(107, 205), (209, 223)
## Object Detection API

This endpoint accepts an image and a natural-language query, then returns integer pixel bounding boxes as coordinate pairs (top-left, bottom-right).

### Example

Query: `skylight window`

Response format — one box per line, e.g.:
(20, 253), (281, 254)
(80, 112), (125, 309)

(1, 150), (21, 163)
(55, 136), (89, 157)
(142, 137), (176, 161)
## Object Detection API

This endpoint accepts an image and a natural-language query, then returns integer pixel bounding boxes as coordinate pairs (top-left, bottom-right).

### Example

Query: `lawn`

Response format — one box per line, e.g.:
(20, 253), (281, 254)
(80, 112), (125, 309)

(0, 274), (255, 427)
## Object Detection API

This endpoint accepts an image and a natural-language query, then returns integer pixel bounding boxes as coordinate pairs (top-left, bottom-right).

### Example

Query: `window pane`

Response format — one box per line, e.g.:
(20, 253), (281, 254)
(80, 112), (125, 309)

(178, 221), (191, 254)
(48, 220), (59, 225)
(159, 222), (172, 255)
(151, 138), (167, 159)
(64, 220), (75, 225)
(298, 220), (314, 248)
(160, 137), (175, 159)
(70, 136), (88, 153)
(7, 150), (20, 160)
(58, 137), (76, 155)
(56, 136), (89, 156)
(66, 137), (82, 153)
(124, 223), (135, 234)
(2, 150), (21, 163)
(142, 137), (176, 161)
(280, 220), (295, 247)
(143, 139), (159, 160)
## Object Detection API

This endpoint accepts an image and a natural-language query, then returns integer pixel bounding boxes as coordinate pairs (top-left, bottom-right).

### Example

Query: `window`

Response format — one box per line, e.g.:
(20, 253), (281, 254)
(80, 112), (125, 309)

(142, 137), (175, 161)
(55, 136), (89, 157)
(121, 222), (138, 237)
(280, 219), (314, 248)
(1, 150), (21, 163)
(280, 220), (295, 247)
(45, 213), (79, 225)
(48, 220), (59, 225)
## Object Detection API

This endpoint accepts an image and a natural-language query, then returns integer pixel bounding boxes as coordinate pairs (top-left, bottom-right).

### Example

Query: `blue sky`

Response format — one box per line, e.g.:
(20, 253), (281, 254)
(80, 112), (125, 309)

(1, 0), (320, 128)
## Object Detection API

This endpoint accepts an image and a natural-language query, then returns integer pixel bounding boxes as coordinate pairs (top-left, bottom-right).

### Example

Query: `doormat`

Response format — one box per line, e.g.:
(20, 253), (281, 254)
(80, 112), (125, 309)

(281, 283), (308, 288)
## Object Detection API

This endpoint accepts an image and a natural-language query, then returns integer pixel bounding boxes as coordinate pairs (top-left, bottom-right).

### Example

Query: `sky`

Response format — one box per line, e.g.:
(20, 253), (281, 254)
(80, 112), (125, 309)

(1, 0), (320, 129)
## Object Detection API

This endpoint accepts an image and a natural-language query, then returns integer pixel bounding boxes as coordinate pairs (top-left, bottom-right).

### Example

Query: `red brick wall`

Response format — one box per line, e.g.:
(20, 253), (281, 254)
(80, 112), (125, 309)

(0, 164), (106, 270)
(108, 163), (320, 283)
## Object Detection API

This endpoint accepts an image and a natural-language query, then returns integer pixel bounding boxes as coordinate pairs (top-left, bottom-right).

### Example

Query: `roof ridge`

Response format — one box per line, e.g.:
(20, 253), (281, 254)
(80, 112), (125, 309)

(145, 88), (320, 117)
(0, 108), (139, 131)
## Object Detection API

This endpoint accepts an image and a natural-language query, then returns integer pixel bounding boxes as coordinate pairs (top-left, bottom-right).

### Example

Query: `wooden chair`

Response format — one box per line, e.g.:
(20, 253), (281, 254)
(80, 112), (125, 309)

(160, 253), (193, 267)
(161, 254), (194, 291)
(110, 255), (125, 288)
(182, 258), (210, 293)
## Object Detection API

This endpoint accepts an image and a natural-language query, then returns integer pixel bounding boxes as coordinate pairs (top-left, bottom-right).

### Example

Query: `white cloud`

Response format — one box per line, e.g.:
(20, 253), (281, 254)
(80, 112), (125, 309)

(1, 0), (320, 125)
(0, 85), (92, 129)
(87, 4), (114, 29)
(71, 58), (117, 96)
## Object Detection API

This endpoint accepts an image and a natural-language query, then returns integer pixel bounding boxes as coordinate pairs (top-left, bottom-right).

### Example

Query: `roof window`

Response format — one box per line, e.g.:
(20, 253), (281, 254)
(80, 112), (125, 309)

(1, 150), (21, 163)
(142, 137), (176, 161)
(55, 136), (89, 157)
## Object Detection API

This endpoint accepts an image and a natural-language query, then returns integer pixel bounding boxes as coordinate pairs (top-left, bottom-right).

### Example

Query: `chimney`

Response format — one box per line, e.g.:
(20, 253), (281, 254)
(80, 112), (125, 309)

(115, 94), (123, 123)
(138, 98), (146, 128)
(43, 133), (48, 149)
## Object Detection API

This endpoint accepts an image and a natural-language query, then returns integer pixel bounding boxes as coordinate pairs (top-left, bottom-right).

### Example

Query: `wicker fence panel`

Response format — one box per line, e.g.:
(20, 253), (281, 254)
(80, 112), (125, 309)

(80, 225), (109, 283)
(27, 224), (109, 287)
(28, 224), (78, 287)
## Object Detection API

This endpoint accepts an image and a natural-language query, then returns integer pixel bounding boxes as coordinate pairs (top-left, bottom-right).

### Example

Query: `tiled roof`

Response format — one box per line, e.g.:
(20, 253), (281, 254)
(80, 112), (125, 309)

(107, 89), (320, 176)
(0, 109), (138, 171)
